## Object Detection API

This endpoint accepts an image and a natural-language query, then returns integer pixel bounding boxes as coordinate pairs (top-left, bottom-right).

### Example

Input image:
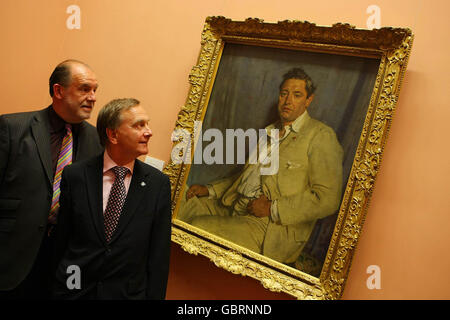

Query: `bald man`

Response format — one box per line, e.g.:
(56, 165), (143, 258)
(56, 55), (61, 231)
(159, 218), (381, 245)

(0, 60), (103, 299)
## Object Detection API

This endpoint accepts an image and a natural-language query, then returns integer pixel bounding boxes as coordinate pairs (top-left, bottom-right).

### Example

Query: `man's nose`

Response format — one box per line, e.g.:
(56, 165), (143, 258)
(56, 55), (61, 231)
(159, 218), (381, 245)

(87, 90), (96, 102)
(144, 127), (152, 138)
(285, 93), (293, 104)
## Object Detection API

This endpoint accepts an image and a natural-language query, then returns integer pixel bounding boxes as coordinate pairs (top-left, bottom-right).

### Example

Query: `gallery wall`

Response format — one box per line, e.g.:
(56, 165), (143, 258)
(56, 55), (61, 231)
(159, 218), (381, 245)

(1, 0), (449, 299)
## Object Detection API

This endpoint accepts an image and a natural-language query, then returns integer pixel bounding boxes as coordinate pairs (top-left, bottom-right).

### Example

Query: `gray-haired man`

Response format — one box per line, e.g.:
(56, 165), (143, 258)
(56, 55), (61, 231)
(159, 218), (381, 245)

(53, 98), (172, 299)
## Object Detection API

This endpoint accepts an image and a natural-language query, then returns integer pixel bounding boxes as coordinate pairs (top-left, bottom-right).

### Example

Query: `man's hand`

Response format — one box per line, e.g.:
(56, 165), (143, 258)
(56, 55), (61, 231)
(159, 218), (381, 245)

(247, 195), (271, 217)
(186, 184), (209, 200)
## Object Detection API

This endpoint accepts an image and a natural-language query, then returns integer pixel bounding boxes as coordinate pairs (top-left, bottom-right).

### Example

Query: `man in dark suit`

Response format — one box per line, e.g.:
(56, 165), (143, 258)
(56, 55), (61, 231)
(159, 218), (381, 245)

(53, 98), (172, 300)
(0, 60), (103, 299)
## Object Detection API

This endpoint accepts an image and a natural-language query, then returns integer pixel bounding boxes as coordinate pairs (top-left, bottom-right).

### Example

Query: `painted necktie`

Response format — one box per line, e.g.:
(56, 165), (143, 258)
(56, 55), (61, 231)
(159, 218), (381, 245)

(104, 166), (129, 242)
(48, 124), (73, 224)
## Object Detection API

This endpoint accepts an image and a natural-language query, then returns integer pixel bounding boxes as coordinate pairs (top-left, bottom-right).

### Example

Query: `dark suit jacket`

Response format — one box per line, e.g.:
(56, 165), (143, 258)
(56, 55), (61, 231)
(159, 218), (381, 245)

(53, 154), (172, 300)
(0, 106), (102, 290)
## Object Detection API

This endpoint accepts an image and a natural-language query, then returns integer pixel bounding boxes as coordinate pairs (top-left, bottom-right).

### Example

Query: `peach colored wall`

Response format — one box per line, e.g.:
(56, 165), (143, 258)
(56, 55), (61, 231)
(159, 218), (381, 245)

(1, 0), (449, 299)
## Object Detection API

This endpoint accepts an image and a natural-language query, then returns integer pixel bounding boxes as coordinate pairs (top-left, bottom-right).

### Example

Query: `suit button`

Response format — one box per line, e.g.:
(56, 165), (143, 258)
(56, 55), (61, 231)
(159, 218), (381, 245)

(38, 225), (45, 230)
(105, 248), (111, 255)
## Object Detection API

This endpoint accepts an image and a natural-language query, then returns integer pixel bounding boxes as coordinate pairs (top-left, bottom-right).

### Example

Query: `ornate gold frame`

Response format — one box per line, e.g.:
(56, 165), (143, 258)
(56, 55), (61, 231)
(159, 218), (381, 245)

(164, 16), (413, 299)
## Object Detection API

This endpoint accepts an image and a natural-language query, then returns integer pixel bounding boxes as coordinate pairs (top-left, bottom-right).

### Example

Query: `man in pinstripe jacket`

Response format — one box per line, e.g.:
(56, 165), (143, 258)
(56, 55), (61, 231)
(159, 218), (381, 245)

(0, 60), (103, 299)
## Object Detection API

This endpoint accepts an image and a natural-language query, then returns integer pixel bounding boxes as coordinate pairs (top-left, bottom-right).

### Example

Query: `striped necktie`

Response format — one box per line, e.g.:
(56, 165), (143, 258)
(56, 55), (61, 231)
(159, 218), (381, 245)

(48, 124), (73, 224)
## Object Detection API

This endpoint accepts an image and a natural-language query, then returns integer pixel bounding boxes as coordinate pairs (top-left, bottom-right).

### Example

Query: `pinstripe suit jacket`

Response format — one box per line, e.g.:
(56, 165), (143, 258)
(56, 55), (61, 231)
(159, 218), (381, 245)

(0, 106), (103, 290)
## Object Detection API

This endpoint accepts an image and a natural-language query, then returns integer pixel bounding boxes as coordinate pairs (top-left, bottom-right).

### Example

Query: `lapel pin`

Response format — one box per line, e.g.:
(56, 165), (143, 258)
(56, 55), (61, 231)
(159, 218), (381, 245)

(141, 181), (146, 187)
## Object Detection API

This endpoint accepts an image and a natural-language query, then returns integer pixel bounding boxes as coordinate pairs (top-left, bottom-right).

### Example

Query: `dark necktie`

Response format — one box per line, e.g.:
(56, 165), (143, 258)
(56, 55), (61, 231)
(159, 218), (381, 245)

(48, 124), (73, 224)
(104, 166), (129, 242)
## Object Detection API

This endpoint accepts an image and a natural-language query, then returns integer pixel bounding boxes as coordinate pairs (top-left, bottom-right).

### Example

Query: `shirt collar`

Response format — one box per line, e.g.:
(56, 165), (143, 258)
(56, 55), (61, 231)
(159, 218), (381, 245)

(266, 111), (309, 137)
(48, 105), (81, 134)
(103, 150), (134, 175)
(289, 110), (308, 133)
(48, 106), (65, 134)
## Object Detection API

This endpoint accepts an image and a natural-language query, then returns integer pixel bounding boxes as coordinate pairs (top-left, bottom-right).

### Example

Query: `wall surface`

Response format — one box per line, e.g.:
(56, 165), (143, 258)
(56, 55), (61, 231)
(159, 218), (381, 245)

(1, 0), (449, 299)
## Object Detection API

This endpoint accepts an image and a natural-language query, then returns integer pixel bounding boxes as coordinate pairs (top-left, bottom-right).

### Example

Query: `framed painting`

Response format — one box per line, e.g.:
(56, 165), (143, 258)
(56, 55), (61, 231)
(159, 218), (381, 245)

(164, 16), (413, 299)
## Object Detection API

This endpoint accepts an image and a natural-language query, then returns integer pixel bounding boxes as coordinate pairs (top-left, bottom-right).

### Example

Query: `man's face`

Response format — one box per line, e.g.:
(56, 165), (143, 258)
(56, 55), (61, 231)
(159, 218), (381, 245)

(277, 79), (314, 126)
(60, 63), (98, 123)
(112, 105), (152, 158)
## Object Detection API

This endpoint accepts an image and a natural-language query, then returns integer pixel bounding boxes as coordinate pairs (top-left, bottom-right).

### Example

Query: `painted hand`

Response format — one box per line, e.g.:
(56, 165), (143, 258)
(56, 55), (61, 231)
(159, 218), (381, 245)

(247, 195), (271, 217)
(186, 184), (209, 200)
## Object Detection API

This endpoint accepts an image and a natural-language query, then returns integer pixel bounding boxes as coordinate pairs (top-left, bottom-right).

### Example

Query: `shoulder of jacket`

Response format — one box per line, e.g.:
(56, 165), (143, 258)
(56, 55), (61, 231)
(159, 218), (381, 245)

(0, 109), (41, 123)
(307, 117), (336, 135)
(137, 159), (170, 182)
(67, 154), (101, 173)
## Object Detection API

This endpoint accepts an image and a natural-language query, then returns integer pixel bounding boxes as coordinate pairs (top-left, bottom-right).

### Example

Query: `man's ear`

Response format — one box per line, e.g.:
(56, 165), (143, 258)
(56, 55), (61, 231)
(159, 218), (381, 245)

(106, 128), (118, 145)
(305, 94), (315, 108)
(53, 84), (64, 99)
